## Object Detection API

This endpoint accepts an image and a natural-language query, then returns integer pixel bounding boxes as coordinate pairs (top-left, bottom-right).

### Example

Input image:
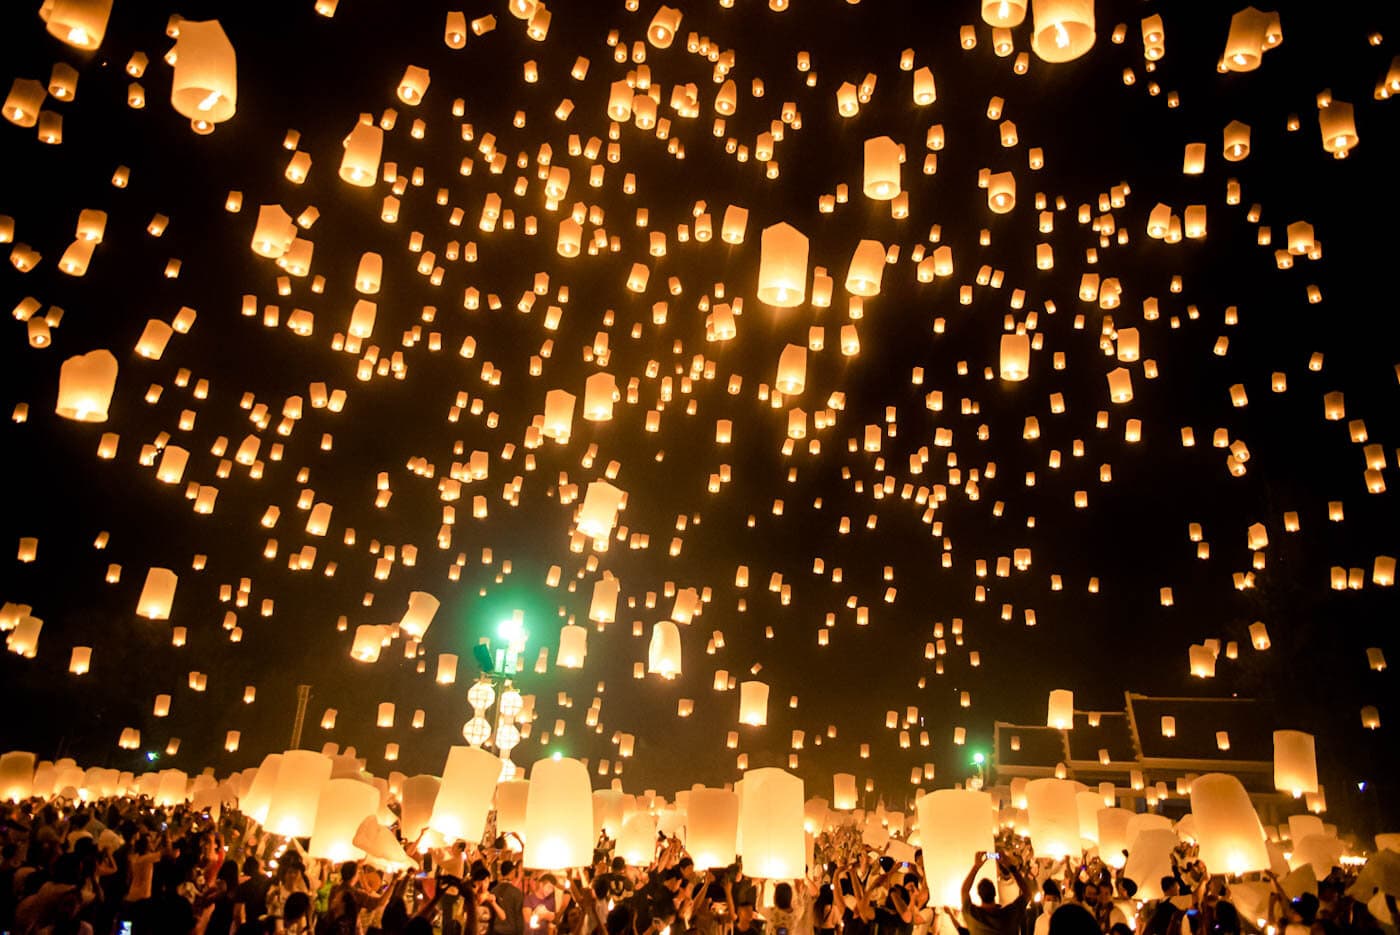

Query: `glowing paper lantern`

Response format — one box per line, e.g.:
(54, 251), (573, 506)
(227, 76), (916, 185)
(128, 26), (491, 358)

(399, 591), (439, 639)
(1274, 730), (1318, 797)
(737, 768), (805, 879)
(982, 0), (1027, 27)
(833, 773), (857, 810)
(757, 223), (808, 308)
(863, 136), (902, 200)
(400, 774), (441, 843)
(240, 754), (282, 823)
(648, 621), (682, 677)
(1030, 0), (1095, 63)
(263, 750), (333, 837)
(0, 751), (35, 802)
(1047, 689), (1074, 729)
(775, 344), (807, 395)
(1097, 807), (1135, 867)
(647, 5), (681, 47)
(495, 779), (530, 837)
(169, 20), (237, 130)
(1025, 778), (1079, 858)
(40, 0), (113, 49)
(429, 746), (501, 843)
(307, 778), (379, 861)
(918, 789), (994, 907)
(251, 205), (296, 258)
(55, 349), (118, 422)
(1191, 773), (1270, 875)
(617, 811), (658, 865)
(1000, 334), (1030, 381)
(687, 786), (740, 869)
(524, 756), (593, 869)
(1223, 7), (1271, 72)
(577, 481), (624, 539)
(739, 681), (770, 726)
(557, 624), (587, 668)
(136, 567), (178, 620)
(845, 240), (886, 296)
(340, 122), (383, 186)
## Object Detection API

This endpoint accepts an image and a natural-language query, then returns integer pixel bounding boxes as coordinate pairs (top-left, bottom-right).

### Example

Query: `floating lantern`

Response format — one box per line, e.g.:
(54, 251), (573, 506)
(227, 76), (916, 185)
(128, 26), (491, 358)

(1191, 773), (1269, 874)
(757, 223), (808, 307)
(1273, 730), (1318, 797)
(429, 745), (501, 843)
(264, 750), (333, 838)
(55, 350), (117, 422)
(524, 756), (593, 868)
(863, 136), (902, 200)
(739, 680), (770, 726)
(308, 778), (379, 861)
(170, 20), (237, 130)
(918, 789), (994, 907)
(648, 621), (682, 677)
(1025, 778), (1079, 858)
(737, 768), (805, 878)
(1030, 0), (1095, 63)
(687, 787), (739, 868)
(1047, 689), (1074, 729)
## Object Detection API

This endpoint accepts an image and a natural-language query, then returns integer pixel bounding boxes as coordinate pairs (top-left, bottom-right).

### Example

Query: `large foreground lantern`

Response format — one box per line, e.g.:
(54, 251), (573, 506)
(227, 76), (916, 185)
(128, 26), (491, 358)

(169, 20), (237, 130)
(0, 751), (35, 802)
(239, 754), (282, 824)
(1097, 808), (1135, 867)
(308, 778), (379, 861)
(40, 0), (114, 50)
(687, 786), (739, 869)
(757, 223), (808, 307)
(738, 767), (805, 879)
(524, 756), (593, 869)
(982, 0), (1027, 27)
(263, 750), (332, 838)
(918, 789), (994, 907)
(1191, 773), (1270, 875)
(1025, 778), (1079, 858)
(429, 746), (501, 843)
(1274, 730), (1318, 797)
(617, 811), (658, 866)
(495, 779), (530, 837)
(1122, 828), (1178, 898)
(399, 774), (441, 843)
(56, 350), (118, 422)
(1030, 0), (1095, 62)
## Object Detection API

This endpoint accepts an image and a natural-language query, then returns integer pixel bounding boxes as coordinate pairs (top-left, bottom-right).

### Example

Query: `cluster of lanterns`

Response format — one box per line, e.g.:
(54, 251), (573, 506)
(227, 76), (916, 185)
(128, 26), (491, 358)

(0, 0), (1393, 810)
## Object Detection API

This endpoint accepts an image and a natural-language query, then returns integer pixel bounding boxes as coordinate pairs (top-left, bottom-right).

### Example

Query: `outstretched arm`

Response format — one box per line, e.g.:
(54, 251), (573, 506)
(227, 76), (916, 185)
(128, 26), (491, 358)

(962, 852), (988, 906)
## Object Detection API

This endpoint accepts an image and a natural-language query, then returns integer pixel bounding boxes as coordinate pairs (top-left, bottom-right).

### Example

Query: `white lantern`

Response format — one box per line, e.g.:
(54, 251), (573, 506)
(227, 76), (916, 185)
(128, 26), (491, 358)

(264, 750), (333, 838)
(429, 746), (502, 843)
(0, 751), (35, 802)
(557, 625), (588, 668)
(1191, 773), (1269, 875)
(687, 787), (739, 869)
(1274, 731), (1318, 797)
(399, 591), (440, 639)
(617, 811), (658, 866)
(737, 768), (805, 879)
(308, 779), (379, 861)
(739, 681), (770, 726)
(648, 621), (682, 677)
(1025, 778), (1079, 858)
(524, 757), (593, 869)
(918, 789), (994, 907)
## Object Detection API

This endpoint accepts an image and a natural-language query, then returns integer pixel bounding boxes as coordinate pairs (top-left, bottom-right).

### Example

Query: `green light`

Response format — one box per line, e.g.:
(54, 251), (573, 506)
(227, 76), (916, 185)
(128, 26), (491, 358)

(498, 617), (523, 641)
(146, 751), (160, 762)
(551, 751), (562, 761)
(972, 752), (985, 765)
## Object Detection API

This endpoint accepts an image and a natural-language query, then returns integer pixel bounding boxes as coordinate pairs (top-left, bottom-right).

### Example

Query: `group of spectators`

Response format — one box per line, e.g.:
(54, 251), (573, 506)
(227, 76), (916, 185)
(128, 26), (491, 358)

(0, 795), (1395, 935)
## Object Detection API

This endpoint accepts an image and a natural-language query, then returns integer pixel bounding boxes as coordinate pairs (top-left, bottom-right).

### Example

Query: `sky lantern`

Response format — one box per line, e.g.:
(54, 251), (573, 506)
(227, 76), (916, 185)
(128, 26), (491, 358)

(524, 756), (593, 869)
(169, 20), (237, 132)
(1025, 778), (1079, 858)
(982, 0), (1028, 27)
(687, 787), (739, 868)
(737, 768), (805, 879)
(1030, 0), (1095, 63)
(999, 334), (1030, 381)
(1047, 689), (1074, 729)
(845, 240), (886, 296)
(647, 6), (681, 48)
(40, 0), (113, 50)
(55, 349), (117, 422)
(251, 205), (296, 258)
(1191, 773), (1270, 874)
(399, 591), (439, 640)
(577, 481), (624, 539)
(739, 680), (770, 726)
(1318, 101), (1358, 158)
(757, 223), (808, 307)
(1223, 8), (1272, 72)
(136, 568), (178, 620)
(263, 750), (332, 838)
(308, 778), (378, 861)
(648, 621), (681, 677)
(429, 745), (500, 843)
(918, 789), (994, 907)
(1273, 730), (1318, 796)
(863, 136), (902, 200)
(338, 120), (383, 185)
(557, 624), (587, 668)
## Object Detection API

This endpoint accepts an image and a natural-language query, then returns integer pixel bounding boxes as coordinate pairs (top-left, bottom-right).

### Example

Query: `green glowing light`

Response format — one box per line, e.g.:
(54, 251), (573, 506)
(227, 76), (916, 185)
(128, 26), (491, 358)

(972, 751), (985, 765)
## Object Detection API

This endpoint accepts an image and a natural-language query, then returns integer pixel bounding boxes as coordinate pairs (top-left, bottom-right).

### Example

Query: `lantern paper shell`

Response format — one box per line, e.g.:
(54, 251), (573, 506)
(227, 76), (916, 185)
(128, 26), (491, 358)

(1000, 334), (1030, 381)
(1047, 689), (1074, 729)
(340, 122), (383, 186)
(263, 750), (332, 838)
(308, 778), (379, 861)
(239, 754), (282, 824)
(429, 745), (501, 843)
(0, 751), (35, 802)
(617, 811), (658, 865)
(524, 756), (593, 869)
(757, 223), (809, 308)
(399, 774), (441, 843)
(1274, 730), (1319, 797)
(577, 481), (624, 538)
(918, 789), (994, 907)
(737, 767), (805, 879)
(833, 772), (858, 810)
(863, 136), (902, 200)
(1025, 778), (1079, 858)
(56, 349), (118, 422)
(1097, 807), (1135, 868)
(557, 624), (587, 668)
(1122, 828), (1178, 899)
(41, 0), (114, 50)
(687, 787), (740, 869)
(1190, 773), (1270, 875)
(136, 567), (178, 620)
(739, 680), (770, 726)
(494, 779), (530, 837)
(648, 621), (682, 677)
(1030, 0), (1095, 63)
(170, 20), (237, 126)
(399, 591), (439, 639)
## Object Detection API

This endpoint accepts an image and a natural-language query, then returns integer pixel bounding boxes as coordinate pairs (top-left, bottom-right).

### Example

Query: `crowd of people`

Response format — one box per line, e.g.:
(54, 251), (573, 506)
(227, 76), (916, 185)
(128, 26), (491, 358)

(0, 796), (1394, 935)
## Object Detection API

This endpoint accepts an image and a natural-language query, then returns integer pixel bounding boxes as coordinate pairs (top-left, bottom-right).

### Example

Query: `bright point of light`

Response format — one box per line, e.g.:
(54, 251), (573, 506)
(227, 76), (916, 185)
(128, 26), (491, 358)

(551, 751), (562, 761)
(972, 752), (985, 765)
(145, 751), (160, 762)
(498, 617), (523, 641)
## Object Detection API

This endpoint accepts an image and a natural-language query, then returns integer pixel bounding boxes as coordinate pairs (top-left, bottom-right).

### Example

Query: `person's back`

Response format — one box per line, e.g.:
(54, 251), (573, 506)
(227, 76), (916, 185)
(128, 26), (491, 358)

(492, 866), (525, 935)
(963, 879), (1028, 935)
